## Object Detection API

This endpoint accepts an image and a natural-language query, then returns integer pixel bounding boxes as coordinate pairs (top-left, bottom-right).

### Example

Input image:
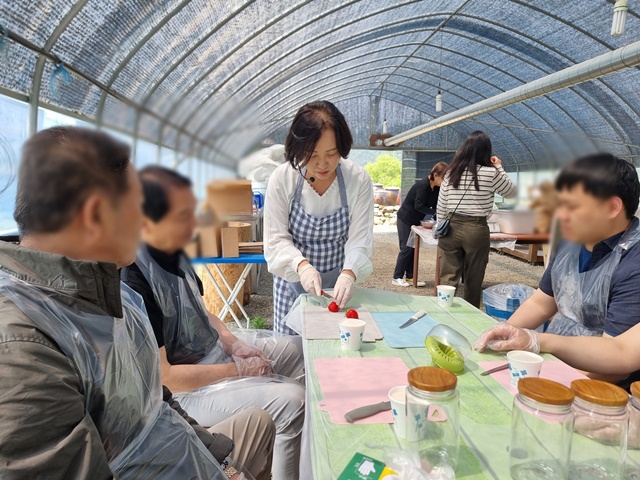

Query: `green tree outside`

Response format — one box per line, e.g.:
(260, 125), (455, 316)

(364, 154), (402, 187)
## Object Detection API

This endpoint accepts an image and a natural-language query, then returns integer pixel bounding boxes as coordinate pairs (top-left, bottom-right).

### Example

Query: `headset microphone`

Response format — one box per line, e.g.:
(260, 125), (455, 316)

(297, 166), (316, 183)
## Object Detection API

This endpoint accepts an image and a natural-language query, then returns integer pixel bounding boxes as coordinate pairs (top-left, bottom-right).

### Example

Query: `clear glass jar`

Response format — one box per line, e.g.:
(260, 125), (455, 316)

(569, 379), (629, 480)
(510, 378), (575, 480)
(405, 366), (460, 471)
(624, 382), (640, 480)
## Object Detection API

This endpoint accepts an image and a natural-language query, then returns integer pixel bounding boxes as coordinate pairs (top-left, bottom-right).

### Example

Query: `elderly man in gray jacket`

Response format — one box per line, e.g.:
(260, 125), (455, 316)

(0, 127), (274, 480)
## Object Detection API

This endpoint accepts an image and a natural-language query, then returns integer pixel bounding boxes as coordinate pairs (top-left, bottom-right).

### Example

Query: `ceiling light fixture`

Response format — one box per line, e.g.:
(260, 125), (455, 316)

(611, 0), (629, 37)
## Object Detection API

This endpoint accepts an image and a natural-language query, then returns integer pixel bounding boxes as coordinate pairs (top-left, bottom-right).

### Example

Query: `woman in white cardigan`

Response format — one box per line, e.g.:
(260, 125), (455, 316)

(264, 101), (374, 334)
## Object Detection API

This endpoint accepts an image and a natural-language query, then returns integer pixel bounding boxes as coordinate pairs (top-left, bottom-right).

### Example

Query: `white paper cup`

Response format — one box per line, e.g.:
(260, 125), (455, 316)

(437, 285), (456, 307)
(507, 350), (544, 387)
(388, 385), (407, 439)
(339, 319), (366, 351)
(389, 385), (428, 442)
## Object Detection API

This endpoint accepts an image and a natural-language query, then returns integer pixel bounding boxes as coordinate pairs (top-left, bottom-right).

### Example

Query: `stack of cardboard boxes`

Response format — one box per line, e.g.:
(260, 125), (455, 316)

(184, 179), (256, 259)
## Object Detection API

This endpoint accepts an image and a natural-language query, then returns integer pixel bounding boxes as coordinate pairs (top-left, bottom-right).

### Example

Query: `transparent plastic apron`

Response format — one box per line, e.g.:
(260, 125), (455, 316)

(0, 273), (224, 479)
(132, 246), (229, 366)
(272, 165), (350, 334)
(547, 221), (640, 336)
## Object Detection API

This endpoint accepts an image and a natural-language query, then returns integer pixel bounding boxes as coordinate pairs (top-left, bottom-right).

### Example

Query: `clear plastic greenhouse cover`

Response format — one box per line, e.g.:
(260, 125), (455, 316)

(0, 0), (639, 169)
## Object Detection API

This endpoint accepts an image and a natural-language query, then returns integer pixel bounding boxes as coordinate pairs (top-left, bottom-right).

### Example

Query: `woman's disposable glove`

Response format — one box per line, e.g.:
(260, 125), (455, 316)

(333, 273), (355, 308)
(474, 322), (540, 354)
(298, 263), (322, 296)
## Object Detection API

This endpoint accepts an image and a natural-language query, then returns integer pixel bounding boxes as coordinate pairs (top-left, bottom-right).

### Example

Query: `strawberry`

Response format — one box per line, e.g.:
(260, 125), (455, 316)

(328, 302), (339, 313)
(345, 309), (359, 319)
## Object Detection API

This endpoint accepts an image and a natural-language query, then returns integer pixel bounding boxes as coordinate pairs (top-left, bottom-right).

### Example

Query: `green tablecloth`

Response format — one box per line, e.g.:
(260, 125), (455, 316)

(302, 288), (554, 479)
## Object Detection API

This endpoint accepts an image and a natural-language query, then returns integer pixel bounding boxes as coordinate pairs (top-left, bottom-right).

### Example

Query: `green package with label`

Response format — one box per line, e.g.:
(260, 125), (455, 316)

(337, 452), (396, 480)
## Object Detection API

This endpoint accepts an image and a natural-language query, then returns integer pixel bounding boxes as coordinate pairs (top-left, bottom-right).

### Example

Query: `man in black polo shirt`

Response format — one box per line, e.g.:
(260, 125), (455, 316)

(121, 166), (305, 480)
(476, 153), (640, 385)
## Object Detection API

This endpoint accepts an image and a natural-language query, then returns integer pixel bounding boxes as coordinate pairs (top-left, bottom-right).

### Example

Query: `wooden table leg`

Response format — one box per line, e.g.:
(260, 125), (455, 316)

(434, 246), (441, 296)
(413, 233), (420, 288)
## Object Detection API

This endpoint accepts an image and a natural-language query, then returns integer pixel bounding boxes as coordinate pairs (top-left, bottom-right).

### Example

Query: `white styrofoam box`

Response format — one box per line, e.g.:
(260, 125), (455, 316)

(496, 210), (536, 234)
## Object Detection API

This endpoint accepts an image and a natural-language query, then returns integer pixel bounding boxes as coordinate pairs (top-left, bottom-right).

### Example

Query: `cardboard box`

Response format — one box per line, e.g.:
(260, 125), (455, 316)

(200, 225), (222, 258)
(196, 210), (221, 258)
(221, 227), (239, 258)
(206, 180), (253, 217)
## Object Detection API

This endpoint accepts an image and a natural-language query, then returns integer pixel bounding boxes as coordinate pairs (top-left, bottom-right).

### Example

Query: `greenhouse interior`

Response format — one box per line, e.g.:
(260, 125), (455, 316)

(1, 1), (640, 479)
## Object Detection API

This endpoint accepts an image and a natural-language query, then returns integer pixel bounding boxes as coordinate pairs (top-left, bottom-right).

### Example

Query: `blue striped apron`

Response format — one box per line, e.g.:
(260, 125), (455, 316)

(273, 165), (350, 334)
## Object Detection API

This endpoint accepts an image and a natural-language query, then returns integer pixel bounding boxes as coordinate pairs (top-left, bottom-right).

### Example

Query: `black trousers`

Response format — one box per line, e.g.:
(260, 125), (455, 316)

(393, 219), (415, 279)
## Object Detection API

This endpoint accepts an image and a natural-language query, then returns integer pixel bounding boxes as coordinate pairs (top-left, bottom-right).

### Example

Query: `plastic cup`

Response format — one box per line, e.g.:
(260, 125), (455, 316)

(507, 350), (544, 387)
(388, 385), (407, 439)
(437, 285), (456, 307)
(339, 319), (366, 351)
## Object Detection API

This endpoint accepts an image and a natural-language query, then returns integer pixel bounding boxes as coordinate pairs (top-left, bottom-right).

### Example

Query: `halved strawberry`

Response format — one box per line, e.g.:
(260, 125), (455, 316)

(328, 302), (339, 313)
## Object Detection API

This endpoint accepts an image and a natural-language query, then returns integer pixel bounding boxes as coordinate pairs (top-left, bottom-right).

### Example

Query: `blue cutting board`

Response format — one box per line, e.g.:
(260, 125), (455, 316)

(372, 312), (439, 348)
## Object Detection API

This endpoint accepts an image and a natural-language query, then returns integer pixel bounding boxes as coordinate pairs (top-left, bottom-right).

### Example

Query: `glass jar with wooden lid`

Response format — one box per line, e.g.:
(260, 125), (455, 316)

(510, 378), (575, 480)
(405, 366), (460, 471)
(624, 381), (640, 479)
(569, 379), (629, 480)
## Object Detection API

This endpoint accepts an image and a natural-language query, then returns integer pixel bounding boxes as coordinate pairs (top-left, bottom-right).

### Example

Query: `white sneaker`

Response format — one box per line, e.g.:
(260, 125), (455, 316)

(406, 278), (427, 288)
(392, 278), (411, 287)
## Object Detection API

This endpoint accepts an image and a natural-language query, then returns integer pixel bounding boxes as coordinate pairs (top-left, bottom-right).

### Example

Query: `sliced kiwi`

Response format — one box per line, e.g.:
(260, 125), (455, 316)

(425, 336), (465, 373)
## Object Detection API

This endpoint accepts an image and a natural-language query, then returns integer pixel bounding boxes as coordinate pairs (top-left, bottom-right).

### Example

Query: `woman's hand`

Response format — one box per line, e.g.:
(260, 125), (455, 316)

(334, 271), (356, 308)
(298, 262), (322, 296)
(490, 156), (502, 167)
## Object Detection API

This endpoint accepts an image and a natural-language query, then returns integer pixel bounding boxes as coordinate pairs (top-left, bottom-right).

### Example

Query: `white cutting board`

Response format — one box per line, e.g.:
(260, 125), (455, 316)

(301, 306), (383, 342)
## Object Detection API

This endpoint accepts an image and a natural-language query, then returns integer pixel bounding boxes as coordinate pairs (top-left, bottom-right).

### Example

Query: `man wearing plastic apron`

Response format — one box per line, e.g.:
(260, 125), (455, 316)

(121, 166), (305, 480)
(475, 154), (640, 386)
(0, 127), (233, 479)
(0, 254), (226, 479)
(546, 221), (640, 337)
(272, 166), (351, 333)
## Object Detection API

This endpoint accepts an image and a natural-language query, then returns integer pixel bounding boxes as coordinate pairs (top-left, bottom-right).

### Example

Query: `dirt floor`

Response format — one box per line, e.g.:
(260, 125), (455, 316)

(242, 227), (545, 329)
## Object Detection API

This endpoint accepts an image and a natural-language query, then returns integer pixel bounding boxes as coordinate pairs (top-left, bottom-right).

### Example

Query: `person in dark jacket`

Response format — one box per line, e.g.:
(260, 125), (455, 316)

(392, 162), (448, 287)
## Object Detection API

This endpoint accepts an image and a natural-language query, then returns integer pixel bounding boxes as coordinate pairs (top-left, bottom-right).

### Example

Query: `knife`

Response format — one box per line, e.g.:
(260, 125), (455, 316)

(480, 363), (509, 376)
(344, 401), (392, 423)
(320, 290), (335, 301)
(399, 311), (427, 329)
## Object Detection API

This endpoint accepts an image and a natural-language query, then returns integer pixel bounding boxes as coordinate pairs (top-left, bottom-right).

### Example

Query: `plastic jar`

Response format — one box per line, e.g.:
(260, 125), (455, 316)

(510, 378), (575, 480)
(569, 379), (629, 480)
(405, 366), (460, 471)
(624, 381), (640, 479)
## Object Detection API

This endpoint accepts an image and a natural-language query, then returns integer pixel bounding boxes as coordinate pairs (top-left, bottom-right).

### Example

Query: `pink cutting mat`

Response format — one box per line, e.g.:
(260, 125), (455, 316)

(479, 360), (588, 394)
(315, 357), (409, 425)
(303, 306), (382, 342)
